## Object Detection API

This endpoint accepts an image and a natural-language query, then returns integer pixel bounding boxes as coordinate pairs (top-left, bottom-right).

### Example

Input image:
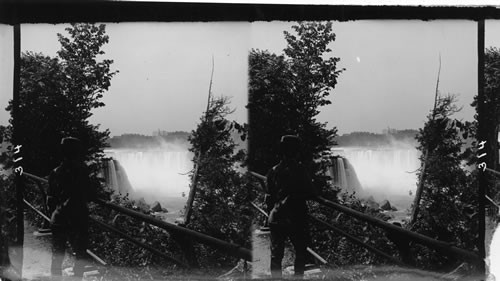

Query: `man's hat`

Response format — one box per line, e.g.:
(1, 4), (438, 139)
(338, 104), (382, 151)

(280, 135), (301, 156)
(61, 137), (82, 157)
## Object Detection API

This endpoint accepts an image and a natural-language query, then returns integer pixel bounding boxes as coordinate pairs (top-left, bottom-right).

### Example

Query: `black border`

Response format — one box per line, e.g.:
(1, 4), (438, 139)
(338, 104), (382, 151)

(1, 2), (500, 24)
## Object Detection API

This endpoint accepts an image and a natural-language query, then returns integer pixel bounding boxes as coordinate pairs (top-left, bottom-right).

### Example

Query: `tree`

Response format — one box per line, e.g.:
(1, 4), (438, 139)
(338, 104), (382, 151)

(477, 47), (500, 216)
(480, 47), (500, 173)
(5, 23), (118, 177)
(411, 95), (478, 271)
(186, 96), (255, 268)
(248, 21), (343, 190)
(1, 24), (117, 262)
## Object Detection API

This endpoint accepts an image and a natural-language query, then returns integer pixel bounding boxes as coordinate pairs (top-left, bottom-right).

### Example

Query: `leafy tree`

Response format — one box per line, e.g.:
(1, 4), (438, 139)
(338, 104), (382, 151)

(187, 95), (255, 268)
(481, 47), (500, 173)
(248, 22), (349, 268)
(5, 23), (117, 177)
(411, 95), (478, 271)
(1, 22), (118, 276)
(478, 47), (500, 224)
(248, 21), (343, 190)
(248, 21), (408, 269)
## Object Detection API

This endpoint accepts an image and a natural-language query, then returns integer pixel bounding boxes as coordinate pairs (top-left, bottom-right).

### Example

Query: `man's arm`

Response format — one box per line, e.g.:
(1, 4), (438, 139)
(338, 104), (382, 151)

(265, 168), (276, 213)
(82, 164), (97, 202)
(46, 170), (58, 214)
(302, 167), (319, 200)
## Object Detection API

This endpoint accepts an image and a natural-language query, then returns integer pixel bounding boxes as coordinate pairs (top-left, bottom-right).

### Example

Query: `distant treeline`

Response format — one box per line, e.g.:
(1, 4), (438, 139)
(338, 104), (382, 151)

(108, 131), (190, 149)
(336, 129), (418, 147)
(108, 129), (417, 149)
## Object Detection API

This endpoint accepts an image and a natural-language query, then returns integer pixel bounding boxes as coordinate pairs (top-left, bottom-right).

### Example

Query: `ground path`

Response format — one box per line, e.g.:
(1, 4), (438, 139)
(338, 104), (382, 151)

(20, 220), (52, 280)
(2, 218), (481, 281)
(6, 220), (100, 281)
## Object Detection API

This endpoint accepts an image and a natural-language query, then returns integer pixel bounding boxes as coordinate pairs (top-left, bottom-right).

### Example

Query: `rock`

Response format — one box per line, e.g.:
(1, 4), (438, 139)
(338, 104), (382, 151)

(135, 197), (149, 212)
(380, 199), (392, 211)
(161, 207), (168, 213)
(218, 259), (251, 280)
(175, 217), (185, 225)
(365, 196), (379, 210)
(283, 264), (322, 278)
(376, 212), (393, 221)
(151, 201), (162, 212)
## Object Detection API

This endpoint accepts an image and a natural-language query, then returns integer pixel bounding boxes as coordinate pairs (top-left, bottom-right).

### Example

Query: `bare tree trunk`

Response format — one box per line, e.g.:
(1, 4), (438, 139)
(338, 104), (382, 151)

(183, 56), (214, 226)
(409, 54), (441, 227)
(183, 154), (200, 226)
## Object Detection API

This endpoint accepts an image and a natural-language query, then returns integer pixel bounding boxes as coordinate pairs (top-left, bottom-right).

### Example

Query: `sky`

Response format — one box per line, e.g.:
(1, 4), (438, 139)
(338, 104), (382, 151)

(251, 20), (478, 135)
(1, 20), (499, 136)
(0, 25), (13, 128)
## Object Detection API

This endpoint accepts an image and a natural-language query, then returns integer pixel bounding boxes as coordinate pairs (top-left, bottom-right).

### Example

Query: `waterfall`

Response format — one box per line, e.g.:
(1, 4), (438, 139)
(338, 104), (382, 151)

(105, 160), (119, 191)
(104, 149), (193, 198)
(328, 156), (362, 193)
(336, 158), (347, 189)
(103, 159), (134, 195)
(333, 147), (420, 196)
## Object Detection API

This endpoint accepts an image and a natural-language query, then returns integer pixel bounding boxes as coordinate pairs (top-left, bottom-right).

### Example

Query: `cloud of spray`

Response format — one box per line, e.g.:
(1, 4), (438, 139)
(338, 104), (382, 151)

(106, 142), (194, 199)
(334, 139), (421, 205)
(104, 129), (246, 206)
(156, 137), (191, 151)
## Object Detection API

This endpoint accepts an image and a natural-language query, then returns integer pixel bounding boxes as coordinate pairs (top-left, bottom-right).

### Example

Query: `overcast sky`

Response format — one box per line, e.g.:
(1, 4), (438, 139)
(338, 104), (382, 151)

(1, 20), (498, 136)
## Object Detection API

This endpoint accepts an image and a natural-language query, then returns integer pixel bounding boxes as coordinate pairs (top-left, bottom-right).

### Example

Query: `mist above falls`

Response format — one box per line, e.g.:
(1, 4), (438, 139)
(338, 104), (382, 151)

(105, 144), (194, 199)
(332, 144), (420, 207)
(103, 131), (246, 207)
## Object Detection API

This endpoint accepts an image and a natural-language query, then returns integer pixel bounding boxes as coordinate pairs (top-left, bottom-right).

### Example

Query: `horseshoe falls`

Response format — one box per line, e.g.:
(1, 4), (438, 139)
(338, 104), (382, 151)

(332, 147), (420, 205)
(104, 149), (194, 199)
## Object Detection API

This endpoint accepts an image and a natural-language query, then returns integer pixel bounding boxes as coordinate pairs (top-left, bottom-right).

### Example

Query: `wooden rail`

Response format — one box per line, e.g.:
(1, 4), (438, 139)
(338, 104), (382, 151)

(249, 171), (481, 263)
(94, 199), (252, 261)
(309, 215), (407, 267)
(23, 171), (252, 262)
(315, 196), (480, 262)
(22, 198), (107, 266)
(485, 167), (500, 177)
(89, 217), (187, 267)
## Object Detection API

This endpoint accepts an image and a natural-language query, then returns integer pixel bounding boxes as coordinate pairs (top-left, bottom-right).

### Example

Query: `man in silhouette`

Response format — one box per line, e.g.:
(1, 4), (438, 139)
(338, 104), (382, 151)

(48, 137), (94, 280)
(266, 135), (317, 278)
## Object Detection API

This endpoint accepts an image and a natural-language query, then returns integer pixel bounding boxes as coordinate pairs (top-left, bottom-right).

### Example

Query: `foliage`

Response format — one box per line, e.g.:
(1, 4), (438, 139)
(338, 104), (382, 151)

(411, 95), (478, 271)
(5, 23), (118, 178)
(481, 47), (500, 139)
(88, 192), (192, 279)
(187, 95), (256, 268)
(309, 189), (399, 267)
(248, 21), (343, 186)
(2, 23), (118, 269)
(478, 47), (500, 218)
(0, 174), (15, 251)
